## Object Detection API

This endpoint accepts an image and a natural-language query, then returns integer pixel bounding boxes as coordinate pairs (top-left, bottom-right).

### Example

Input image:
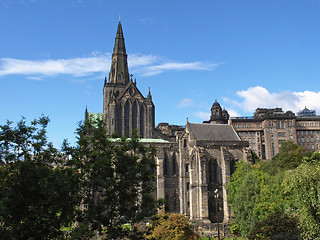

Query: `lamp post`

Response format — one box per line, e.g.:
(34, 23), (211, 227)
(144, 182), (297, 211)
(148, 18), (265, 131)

(214, 189), (220, 240)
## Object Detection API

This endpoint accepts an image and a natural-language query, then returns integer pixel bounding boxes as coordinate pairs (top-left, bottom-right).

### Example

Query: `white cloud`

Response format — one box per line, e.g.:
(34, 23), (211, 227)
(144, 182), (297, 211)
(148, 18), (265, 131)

(194, 111), (210, 120)
(178, 98), (195, 108)
(224, 86), (320, 114)
(0, 53), (219, 79)
(0, 55), (110, 77)
(128, 54), (159, 67)
(26, 76), (43, 81)
(140, 62), (222, 77)
(227, 109), (241, 117)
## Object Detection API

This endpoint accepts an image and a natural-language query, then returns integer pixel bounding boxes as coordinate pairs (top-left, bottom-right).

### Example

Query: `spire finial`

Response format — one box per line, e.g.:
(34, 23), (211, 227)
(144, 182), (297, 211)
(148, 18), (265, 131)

(186, 118), (189, 124)
(147, 87), (152, 100)
(119, 13), (121, 22)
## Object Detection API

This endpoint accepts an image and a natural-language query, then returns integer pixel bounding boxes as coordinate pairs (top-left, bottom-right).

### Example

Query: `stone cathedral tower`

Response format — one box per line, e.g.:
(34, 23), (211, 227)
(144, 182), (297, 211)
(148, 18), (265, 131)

(103, 21), (155, 138)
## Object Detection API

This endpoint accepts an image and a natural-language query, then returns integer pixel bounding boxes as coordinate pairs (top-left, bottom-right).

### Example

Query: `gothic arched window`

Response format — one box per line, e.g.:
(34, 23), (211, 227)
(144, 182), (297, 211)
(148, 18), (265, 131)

(140, 104), (146, 137)
(124, 100), (130, 136)
(172, 153), (177, 176)
(163, 151), (168, 176)
(132, 100), (138, 132)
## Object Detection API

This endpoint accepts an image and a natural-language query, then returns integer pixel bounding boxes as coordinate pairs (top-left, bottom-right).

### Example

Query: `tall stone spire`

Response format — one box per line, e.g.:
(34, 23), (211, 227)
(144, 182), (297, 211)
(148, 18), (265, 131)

(108, 20), (130, 84)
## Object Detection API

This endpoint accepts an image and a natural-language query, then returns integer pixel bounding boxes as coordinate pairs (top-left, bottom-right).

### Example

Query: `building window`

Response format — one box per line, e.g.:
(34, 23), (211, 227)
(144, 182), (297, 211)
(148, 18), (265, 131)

(164, 152), (168, 176)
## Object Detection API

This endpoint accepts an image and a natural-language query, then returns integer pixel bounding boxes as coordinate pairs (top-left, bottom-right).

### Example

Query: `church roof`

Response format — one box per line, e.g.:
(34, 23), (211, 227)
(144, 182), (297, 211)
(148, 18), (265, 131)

(187, 123), (241, 142)
(108, 138), (169, 143)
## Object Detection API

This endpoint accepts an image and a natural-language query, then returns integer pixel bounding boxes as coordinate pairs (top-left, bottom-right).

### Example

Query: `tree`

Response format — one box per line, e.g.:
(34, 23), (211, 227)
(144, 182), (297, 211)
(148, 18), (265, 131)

(227, 161), (292, 237)
(248, 211), (301, 240)
(69, 119), (157, 239)
(271, 141), (307, 172)
(0, 117), (81, 240)
(282, 152), (320, 239)
(227, 161), (252, 205)
(232, 170), (261, 236)
(145, 212), (199, 240)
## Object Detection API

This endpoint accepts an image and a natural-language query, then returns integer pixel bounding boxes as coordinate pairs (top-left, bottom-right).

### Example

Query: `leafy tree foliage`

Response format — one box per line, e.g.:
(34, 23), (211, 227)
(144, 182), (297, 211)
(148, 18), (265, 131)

(0, 117), (81, 240)
(227, 161), (252, 205)
(227, 141), (316, 239)
(145, 212), (199, 240)
(271, 141), (306, 171)
(231, 170), (261, 236)
(283, 152), (320, 239)
(69, 119), (157, 239)
(248, 211), (301, 240)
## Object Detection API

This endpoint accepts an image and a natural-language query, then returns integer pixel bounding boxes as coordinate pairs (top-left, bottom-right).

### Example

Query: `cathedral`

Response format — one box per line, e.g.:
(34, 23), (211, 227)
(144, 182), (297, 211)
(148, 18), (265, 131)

(102, 21), (155, 138)
(85, 20), (254, 233)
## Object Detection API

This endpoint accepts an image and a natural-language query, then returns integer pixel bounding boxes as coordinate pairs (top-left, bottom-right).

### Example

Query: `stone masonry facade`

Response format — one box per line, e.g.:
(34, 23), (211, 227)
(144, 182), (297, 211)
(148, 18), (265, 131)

(86, 21), (320, 228)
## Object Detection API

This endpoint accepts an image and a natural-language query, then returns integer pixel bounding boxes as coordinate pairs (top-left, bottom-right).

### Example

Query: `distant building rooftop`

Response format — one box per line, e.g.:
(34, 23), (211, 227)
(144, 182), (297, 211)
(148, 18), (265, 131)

(297, 107), (316, 117)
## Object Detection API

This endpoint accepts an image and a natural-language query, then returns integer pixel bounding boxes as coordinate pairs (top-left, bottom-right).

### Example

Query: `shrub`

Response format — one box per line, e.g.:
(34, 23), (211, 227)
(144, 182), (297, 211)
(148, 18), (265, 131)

(145, 212), (199, 240)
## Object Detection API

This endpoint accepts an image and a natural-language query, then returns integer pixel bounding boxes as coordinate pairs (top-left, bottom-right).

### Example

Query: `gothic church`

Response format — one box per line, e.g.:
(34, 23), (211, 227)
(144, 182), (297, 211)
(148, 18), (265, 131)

(103, 21), (154, 138)
(86, 21), (252, 231)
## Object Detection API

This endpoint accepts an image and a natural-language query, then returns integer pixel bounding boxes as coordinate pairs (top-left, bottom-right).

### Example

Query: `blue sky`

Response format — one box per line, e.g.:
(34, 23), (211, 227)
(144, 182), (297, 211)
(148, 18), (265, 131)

(1, 0), (320, 147)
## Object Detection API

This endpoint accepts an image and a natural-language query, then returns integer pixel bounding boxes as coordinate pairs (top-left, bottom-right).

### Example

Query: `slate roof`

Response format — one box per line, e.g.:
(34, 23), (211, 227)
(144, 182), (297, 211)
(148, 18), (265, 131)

(187, 123), (241, 141)
(109, 138), (169, 143)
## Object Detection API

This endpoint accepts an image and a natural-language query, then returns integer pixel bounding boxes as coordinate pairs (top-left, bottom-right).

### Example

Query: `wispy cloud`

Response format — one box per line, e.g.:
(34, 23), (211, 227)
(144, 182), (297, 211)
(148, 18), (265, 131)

(138, 17), (153, 26)
(0, 54), (110, 77)
(140, 62), (222, 77)
(193, 111), (210, 120)
(0, 53), (219, 79)
(227, 109), (241, 117)
(224, 86), (320, 114)
(178, 98), (195, 108)
(2, 0), (38, 7)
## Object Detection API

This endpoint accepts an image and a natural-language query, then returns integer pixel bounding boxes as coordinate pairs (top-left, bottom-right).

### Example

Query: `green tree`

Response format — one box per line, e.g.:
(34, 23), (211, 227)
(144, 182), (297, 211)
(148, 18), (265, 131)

(282, 152), (320, 239)
(145, 212), (199, 240)
(232, 170), (261, 236)
(248, 211), (301, 240)
(271, 141), (306, 172)
(0, 117), (81, 240)
(228, 161), (292, 237)
(227, 161), (252, 205)
(69, 119), (157, 239)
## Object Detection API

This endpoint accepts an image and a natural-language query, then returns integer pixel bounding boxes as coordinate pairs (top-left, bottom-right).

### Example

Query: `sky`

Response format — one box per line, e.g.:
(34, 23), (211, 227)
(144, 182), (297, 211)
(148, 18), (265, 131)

(1, 0), (320, 147)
